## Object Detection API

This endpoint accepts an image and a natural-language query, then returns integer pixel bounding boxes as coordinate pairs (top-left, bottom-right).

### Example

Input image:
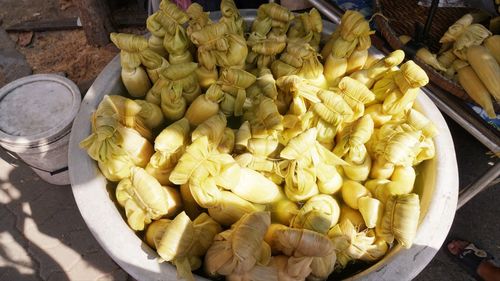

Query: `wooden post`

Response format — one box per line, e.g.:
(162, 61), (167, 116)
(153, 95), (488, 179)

(76, 0), (115, 46)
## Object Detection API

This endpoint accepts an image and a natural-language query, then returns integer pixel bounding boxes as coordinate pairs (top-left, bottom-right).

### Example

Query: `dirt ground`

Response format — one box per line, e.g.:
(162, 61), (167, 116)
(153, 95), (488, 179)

(1, 0), (145, 88)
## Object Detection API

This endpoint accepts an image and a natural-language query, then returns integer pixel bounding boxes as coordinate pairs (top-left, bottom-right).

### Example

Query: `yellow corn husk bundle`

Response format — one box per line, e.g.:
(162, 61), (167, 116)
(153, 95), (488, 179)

(406, 109), (438, 138)
(80, 114), (153, 179)
(140, 48), (170, 83)
(457, 65), (497, 118)
(287, 8), (323, 50)
(134, 99), (165, 131)
(276, 75), (321, 116)
(179, 184), (204, 220)
(291, 194), (341, 234)
(308, 252), (337, 281)
(269, 196), (300, 226)
(350, 50), (405, 88)
(437, 49), (457, 69)
(271, 43), (326, 88)
(218, 128), (235, 154)
(190, 21), (248, 69)
(146, 12), (168, 57)
(440, 14), (474, 44)
(484, 35), (500, 64)
(191, 113), (227, 150)
(94, 95), (153, 140)
(247, 68), (279, 100)
(186, 3), (212, 37)
(381, 61), (428, 116)
(453, 24), (492, 60)
(205, 212), (274, 279)
(253, 3), (294, 36)
(308, 90), (354, 147)
(208, 191), (265, 226)
(110, 33), (151, 98)
(156, 0), (192, 64)
(116, 167), (182, 231)
(371, 70), (398, 103)
(160, 84), (187, 121)
(339, 204), (365, 229)
(146, 212), (222, 281)
(365, 166), (416, 203)
(364, 104), (392, 128)
(467, 45), (500, 102)
(323, 11), (374, 86)
(416, 48), (447, 72)
(161, 62), (201, 103)
(220, 0), (245, 36)
(265, 225), (336, 281)
(373, 123), (422, 167)
(280, 128), (347, 201)
(146, 118), (190, 185)
(316, 161), (343, 195)
(184, 84), (224, 126)
(333, 114), (374, 164)
(244, 96), (284, 138)
(328, 219), (388, 269)
(335, 77), (375, 122)
(341, 180), (370, 210)
(377, 193), (420, 248)
(218, 68), (257, 116)
(246, 33), (287, 69)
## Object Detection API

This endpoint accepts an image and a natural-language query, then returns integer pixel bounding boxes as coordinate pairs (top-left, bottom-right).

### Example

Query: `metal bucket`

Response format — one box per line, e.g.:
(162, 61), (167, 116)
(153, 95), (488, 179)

(0, 74), (81, 185)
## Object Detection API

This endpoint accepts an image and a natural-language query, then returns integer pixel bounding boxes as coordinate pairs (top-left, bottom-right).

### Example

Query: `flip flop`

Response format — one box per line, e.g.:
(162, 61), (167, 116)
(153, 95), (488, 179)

(446, 239), (494, 280)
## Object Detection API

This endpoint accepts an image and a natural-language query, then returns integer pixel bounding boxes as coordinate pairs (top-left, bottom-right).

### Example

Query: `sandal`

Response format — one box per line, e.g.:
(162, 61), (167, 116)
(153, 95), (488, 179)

(446, 239), (494, 280)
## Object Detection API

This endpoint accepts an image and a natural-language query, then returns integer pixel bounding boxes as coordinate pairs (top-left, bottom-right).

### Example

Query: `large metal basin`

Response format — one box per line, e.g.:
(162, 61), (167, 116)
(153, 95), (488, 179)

(68, 9), (458, 281)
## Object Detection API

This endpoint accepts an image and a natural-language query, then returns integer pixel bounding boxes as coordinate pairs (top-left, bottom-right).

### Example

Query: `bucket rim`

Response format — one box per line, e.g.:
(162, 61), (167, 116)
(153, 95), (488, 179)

(0, 74), (81, 146)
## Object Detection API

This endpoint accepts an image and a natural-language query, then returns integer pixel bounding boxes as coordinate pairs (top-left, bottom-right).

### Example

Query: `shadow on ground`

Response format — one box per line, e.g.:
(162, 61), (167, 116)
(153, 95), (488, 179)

(0, 148), (128, 281)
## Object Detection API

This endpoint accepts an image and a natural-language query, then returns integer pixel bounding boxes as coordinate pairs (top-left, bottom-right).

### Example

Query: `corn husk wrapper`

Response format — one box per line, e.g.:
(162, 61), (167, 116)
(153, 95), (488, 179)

(140, 48), (169, 83)
(244, 96), (284, 137)
(231, 167), (284, 204)
(160, 84), (187, 121)
(94, 95), (153, 140)
(453, 24), (491, 60)
(208, 191), (266, 226)
(272, 43), (325, 86)
(440, 14), (474, 43)
(276, 75), (321, 116)
(350, 50), (405, 88)
(247, 33), (287, 69)
(322, 11), (373, 86)
(377, 193), (420, 248)
(365, 104), (392, 128)
(288, 8), (322, 50)
(191, 113), (227, 150)
(185, 84), (224, 126)
(266, 225), (335, 258)
(186, 3), (212, 37)
(220, 0), (245, 36)
(341, 180), (370, 210)
(291, 194), (340, 234)
(270, 196), (300, 226)
(358, 196), (383, 228)
(111, 33), (152, 98)
(160, 62), (201, 103)
(393, 60), (429, 94)
(134, 99), (165, 131)
(371, 70), (398, 103)
(218, 68), (256, 116)
(335, 77), (375, 122)
(268, 255), (313, 281)
(180, 184), (204, 220)
(373, 123), (423, 166)
(97, 155), (135, 182)
(328, 220), (387, 269)
(218, 128), (235, 154)
(252, 3), (294, 36)
(316, 162), (343, 195)
(342, 152), (371, 182)
(365, 166), (415, 203)
(156, 1), (190, 58)
(308, 252), (337, 281)
(80, 114), (152, 170)
(146, 118), (190, 185)
(339, 204), (365, 229)
(116, 167), (181, 231)
(333, 114), (374, 164)
(146, 12), (168, 56)
(205, 212), (272, 277)
(149, 212), (221, 281)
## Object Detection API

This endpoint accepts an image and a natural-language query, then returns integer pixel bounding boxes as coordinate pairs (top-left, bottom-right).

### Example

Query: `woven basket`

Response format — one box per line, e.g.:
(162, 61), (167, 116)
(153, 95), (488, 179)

(372, 0), (478, 102)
